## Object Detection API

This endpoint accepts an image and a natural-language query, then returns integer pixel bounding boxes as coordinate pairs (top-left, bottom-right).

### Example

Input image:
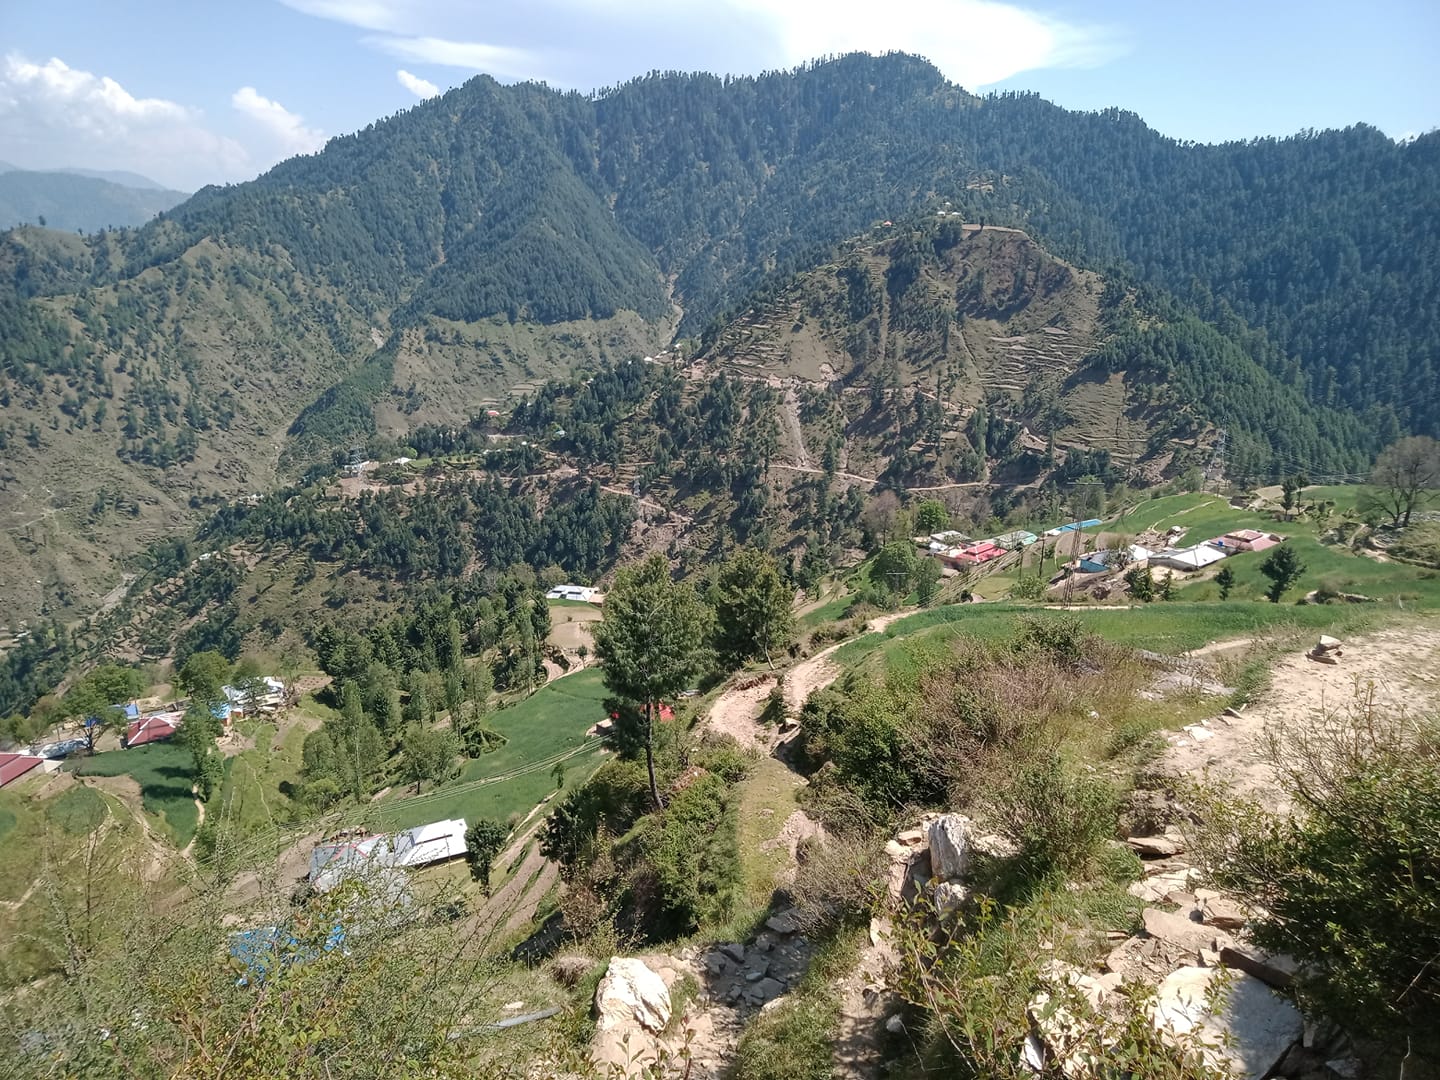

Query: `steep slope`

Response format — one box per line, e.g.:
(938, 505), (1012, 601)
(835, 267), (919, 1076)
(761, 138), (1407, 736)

(1, 52), (1436, 626)
(698, 221), (1370, 487)
(0, 170), (187, 232)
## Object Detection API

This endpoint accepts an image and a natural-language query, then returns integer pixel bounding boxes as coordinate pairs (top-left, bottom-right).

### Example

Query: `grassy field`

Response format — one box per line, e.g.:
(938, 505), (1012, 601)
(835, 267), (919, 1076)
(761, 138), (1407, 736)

(833, 600), (1389, 670)
(1106, 492), (1440, 609)
(374, 668), (611, 831)
(215, 721), (309, 835)
(72, 741), (200, 847)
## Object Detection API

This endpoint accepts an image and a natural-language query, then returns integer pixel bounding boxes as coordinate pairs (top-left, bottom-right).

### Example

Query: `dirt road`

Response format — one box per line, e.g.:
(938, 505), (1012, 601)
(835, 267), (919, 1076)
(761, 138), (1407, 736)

(703, 611), (911, 747)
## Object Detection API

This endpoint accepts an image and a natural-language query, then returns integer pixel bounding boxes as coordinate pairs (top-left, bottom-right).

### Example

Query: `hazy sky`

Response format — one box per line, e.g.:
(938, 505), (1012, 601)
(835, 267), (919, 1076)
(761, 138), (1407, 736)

(1, 0), (1435, 191)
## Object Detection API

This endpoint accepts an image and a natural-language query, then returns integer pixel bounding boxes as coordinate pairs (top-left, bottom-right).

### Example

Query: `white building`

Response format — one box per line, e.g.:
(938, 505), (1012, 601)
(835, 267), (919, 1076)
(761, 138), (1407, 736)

(1150, 545), (1228, 572)
(546, 585), (597, 603)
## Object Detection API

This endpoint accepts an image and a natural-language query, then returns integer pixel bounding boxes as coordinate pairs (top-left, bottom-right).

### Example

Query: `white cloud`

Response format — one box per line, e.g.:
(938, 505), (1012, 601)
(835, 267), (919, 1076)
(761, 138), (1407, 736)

(231, 86), (326, 156)
(731, 0), (1124, 88)
(281, 0), (1125, 89)
(0, 54), (249, 190)
(396, 68), (440, 99)
(370, 36), (542, 80)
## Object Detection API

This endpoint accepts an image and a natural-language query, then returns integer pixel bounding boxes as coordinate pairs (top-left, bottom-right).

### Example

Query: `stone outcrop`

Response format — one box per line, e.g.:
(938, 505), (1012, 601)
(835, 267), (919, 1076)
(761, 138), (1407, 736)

(1151, 967), (1304, 1080)
(592, 957), (672, 1075)
(927, 814), (972, 882)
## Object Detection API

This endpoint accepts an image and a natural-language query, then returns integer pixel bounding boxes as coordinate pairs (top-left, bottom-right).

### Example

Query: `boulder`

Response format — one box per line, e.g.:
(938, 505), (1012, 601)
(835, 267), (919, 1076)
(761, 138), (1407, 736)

(928, 814), (973, 881)
(743, 977), (785, 1005)
(933, 881), (970, 917)
(1128, 867), (1195, 903)
(895, 827), (926, 847)
(1142, 907), (1228, 954)
(1219, 944), (1299, 989)
(720, 942), (746, 964)
(1150, 967), (1303, 1080)
(591, 957), (672, 1076)
(1126, 834), (1185, 858)
(765, 908), (801, 935)
(1200, 895), (1248, 931)
(594, 957), (672, 1034)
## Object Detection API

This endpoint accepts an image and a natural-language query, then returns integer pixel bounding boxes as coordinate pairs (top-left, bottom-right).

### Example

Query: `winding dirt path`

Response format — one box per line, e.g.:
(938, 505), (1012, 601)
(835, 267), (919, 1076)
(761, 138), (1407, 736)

(702, 611), (912, 748)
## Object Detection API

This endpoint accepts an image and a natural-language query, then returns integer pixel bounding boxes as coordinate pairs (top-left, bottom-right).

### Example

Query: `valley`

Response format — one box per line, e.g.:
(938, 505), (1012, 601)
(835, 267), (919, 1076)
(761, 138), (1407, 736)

(0, 47), (1438, 1080)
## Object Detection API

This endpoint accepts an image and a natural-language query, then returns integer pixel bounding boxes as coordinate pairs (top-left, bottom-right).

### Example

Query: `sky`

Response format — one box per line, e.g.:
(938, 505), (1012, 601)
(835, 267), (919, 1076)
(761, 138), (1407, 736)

(0, 0), (1436, 192)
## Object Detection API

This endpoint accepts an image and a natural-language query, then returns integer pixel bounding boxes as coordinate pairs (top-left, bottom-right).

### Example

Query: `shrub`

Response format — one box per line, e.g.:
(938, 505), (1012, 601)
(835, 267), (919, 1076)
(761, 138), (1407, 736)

(1012, 614), (1091, 672)
(983, 750), (1116, 880)
(1010, 574), (1045, 601)
(1191, 698), (1440, 1053)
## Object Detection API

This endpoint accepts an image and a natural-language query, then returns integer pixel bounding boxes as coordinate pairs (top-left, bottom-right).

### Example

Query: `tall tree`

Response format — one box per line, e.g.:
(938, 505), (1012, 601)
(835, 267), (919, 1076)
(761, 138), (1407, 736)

(1365, 436), (1440, 528)
(465, 819), (509, 892)
(869, 540), (921, 608)
(914, 499), (950, 535)
(590, 554), (709, 809)
(1260, 545), (1307, 604)
(64, 664), (145, 752)
(400, 724), (456, 794)
(710, 548), (794, 669)
(178, 651), (231, 709)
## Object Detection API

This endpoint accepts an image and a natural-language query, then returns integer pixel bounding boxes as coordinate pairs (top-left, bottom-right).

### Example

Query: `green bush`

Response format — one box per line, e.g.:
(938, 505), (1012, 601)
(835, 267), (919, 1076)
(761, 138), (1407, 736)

(984, 750), (1116, 880)
(632, 772), (741, 936)
(1196, 707), (1440, 1052)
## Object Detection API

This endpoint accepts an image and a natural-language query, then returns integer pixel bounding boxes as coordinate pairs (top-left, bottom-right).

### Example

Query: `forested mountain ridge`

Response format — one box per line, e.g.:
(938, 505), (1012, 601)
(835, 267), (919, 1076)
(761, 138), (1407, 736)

(1, 51), (1436, 627)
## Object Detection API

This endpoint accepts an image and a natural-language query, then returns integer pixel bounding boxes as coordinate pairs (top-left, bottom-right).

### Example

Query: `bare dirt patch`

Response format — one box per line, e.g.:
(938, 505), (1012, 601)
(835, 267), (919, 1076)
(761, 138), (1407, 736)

(1160, 624), (1440, 811)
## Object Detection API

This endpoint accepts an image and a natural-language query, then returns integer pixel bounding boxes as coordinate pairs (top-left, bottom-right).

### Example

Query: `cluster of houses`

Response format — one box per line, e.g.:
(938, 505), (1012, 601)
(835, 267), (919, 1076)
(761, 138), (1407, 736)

(306, 818), (470, 893)
(122, 676), (287, 749)
(1070, 528), (1285, 576)
(916, 518), (1286, 586)
(920, 527), (1044, 571)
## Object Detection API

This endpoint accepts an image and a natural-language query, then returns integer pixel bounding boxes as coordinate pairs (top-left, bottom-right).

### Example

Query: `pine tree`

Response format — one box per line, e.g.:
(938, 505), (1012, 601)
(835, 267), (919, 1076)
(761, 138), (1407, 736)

(591, 554), (710, 809)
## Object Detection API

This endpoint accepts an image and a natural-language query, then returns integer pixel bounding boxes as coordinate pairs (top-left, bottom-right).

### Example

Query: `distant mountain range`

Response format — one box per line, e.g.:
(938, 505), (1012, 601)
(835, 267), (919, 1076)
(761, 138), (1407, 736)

(0, 163), (187, 232)
(0, 52), (1436, 624)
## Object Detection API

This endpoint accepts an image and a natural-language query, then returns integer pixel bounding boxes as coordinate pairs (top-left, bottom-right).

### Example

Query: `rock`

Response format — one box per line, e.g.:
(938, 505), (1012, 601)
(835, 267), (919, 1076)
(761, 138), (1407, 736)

(704, 952), (728, 976)
(752, 932), (774, 953)
(1143, 907), (1228, 953)
(927, 813), (973, 881)
(885, 1013), (905, 1034)
(973, 831), (1020, 859)
(884, 839), (910, 860)
(933, 881), (970, 917)
(896, 827), (925, 847)
(720, 942), (746, 964)
(1126, 834), (1185, 858)
(1151, 967), (1304, 1080)
(592, 957), (673, 1076)
(594, 957), (672, 1033)
(1201, 896), (1248, 931)
(502, 1000), (525, 1011)
(1128, 867), (1195, 903)
(1219, 944), (1299, 989)
(1020, 1031), (1046, 1074)
(745, 970), (763, 983)
(1325, 1057), (1361, 1079)
(764, 908), (800, 935)
(745, 957), (770, 979)
(745, 977), (785, 1004)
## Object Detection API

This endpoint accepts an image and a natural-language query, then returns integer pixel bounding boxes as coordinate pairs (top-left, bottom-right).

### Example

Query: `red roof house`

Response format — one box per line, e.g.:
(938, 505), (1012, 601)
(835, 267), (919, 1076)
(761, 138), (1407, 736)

(0, 753), (46, 788)
(125, 714), (181, 748)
